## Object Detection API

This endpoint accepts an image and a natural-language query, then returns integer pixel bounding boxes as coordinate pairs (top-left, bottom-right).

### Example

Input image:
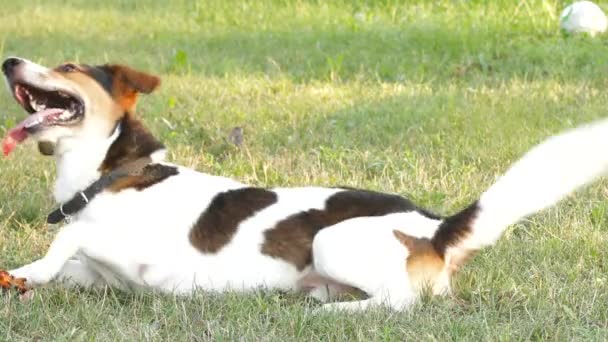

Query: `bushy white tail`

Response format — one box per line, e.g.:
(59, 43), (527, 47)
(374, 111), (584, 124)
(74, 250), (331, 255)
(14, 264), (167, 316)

(432, 118), (608, 263)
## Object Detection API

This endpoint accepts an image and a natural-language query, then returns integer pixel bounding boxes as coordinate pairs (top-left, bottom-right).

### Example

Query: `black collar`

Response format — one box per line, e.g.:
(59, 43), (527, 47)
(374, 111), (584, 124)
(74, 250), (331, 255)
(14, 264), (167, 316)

(47, 157), (152, 224)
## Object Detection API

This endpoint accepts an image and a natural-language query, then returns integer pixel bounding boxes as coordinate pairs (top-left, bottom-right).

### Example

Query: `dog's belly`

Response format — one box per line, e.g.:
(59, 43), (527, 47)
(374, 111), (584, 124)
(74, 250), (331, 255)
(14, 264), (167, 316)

(72, 168), (314, 293)
(74, 203), (307, 293)
(77, 239), (306, 293)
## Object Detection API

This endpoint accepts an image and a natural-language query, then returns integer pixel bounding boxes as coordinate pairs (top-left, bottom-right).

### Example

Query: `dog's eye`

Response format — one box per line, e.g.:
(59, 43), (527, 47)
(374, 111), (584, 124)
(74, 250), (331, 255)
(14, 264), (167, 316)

(59, 64), (78, 73)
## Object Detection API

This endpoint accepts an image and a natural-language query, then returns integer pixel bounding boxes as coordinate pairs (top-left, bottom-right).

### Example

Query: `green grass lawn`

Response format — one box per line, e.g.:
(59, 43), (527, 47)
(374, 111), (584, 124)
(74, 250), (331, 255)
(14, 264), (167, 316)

(1, 0), (608, 340)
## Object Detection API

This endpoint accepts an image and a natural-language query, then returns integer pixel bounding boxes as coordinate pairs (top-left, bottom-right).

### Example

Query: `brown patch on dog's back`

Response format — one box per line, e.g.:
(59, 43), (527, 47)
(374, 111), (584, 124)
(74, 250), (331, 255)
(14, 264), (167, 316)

(393, 230), (445, 292)
(261, 190), (439, 270)
(108, 164), (179, 192)
(190, 188), (278, 253)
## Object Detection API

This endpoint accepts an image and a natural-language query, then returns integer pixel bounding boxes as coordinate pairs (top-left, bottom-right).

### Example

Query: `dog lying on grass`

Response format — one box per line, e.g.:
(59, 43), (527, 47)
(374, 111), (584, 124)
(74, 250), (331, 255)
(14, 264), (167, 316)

(2, 57), (608, 311)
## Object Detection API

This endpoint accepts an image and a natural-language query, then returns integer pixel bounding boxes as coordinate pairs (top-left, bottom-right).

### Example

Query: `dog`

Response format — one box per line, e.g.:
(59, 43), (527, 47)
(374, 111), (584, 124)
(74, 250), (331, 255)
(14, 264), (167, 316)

(2, 57), (608, 312)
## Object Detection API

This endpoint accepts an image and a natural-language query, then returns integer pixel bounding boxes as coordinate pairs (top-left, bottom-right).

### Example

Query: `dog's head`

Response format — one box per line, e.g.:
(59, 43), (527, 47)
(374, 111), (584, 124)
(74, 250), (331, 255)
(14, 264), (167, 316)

(2, 57), (160, 154)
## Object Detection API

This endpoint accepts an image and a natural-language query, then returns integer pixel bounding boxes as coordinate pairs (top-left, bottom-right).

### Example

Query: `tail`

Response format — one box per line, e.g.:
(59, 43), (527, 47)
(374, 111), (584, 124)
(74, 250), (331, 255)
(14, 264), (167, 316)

(432, 118), (608, 270)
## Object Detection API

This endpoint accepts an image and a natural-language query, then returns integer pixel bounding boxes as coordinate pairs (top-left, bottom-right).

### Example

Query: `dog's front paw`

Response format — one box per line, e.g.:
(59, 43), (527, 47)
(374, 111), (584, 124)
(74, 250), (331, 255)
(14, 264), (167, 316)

(9, 260), (56, 286)
(0, 270), (28, 295)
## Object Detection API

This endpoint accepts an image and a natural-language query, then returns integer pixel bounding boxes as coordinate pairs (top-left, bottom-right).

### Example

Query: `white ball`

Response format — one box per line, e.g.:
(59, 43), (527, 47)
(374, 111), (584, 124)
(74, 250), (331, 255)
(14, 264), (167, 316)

(560, 1), (608, 36)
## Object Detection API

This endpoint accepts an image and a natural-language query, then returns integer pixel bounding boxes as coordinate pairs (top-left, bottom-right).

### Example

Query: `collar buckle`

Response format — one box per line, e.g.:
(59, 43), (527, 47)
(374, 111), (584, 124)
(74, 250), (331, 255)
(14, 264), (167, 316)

(59, 204), (73, 224)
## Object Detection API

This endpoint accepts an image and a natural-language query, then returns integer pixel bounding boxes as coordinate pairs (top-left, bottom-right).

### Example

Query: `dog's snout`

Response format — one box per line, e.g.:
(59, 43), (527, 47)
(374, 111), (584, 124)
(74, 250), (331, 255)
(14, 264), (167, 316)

(2, 58), (23, 75)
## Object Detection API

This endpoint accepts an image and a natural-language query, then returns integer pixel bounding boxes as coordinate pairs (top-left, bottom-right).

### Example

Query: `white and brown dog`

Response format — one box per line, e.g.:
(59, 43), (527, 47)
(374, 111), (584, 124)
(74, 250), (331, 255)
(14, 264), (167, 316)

(2, 57), (608, 311)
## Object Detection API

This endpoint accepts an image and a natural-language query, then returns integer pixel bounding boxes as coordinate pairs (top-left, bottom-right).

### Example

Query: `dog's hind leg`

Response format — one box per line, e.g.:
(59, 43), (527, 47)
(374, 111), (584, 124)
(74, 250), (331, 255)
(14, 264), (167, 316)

(298, 271), (366, 302)
(310, 215), (429, 312)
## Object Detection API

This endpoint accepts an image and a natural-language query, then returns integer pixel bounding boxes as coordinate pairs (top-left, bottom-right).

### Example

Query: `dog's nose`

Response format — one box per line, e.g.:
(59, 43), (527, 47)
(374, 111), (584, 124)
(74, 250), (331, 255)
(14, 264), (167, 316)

(2, 58), (23, 75)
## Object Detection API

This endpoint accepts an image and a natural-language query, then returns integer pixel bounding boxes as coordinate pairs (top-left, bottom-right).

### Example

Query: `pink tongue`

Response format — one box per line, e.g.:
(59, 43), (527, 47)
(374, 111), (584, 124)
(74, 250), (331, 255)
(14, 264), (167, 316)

(3, 108), (64, 156)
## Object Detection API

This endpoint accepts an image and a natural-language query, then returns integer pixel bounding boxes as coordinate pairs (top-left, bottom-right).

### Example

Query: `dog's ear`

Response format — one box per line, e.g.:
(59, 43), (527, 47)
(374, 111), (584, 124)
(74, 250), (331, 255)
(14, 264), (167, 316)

(104, 64), (160, 94)
(393, 230), (416, 251)
(99, 64), (161, 112)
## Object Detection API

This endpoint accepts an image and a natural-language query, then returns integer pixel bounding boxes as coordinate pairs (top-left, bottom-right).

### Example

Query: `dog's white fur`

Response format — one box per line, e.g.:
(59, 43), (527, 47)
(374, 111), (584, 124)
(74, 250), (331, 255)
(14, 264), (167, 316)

(5, 58), (608, 312)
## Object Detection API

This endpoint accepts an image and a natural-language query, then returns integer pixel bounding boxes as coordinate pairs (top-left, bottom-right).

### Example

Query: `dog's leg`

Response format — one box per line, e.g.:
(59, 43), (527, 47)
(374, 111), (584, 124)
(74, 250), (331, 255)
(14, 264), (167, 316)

(310, 217), (421, 312)
(298, 271), (366, 302)
(55, 259), (104, 288)
(319, 293), (415, 313)
(8, 222), (89, 287)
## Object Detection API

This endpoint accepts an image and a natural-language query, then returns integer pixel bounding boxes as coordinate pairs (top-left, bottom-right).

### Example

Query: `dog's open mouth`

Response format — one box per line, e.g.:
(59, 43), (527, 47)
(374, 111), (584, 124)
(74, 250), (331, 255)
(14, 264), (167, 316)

(2, 83), (85, 156)
(13, 83), (84, 125)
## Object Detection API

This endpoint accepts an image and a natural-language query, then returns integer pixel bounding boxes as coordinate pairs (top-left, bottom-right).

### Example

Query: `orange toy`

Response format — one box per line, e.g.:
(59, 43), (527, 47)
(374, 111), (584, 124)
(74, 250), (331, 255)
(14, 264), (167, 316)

(0, 270), (27, 294)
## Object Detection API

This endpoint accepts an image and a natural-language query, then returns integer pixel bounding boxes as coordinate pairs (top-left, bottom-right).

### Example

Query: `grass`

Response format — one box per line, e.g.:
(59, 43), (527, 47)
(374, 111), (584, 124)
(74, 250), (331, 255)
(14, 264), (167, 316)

(1, 0), (608, 340)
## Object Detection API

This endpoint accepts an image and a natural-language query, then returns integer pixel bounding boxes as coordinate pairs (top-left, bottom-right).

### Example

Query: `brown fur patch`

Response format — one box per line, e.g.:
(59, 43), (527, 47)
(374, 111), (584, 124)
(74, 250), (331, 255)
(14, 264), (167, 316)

(108, 164), (179, 192)
(431, 202), (480, 273)
(393, 230), (445, 292)
(100, 115), (165, 174)
(190, 188), (278, 253)
(261, 190), (437, 270)
(431, 202), (479, 255)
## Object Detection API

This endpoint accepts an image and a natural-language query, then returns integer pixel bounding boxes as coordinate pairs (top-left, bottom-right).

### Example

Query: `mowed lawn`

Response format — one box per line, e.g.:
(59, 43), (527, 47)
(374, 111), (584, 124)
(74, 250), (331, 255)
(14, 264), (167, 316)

(1, 0), (608, 340)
